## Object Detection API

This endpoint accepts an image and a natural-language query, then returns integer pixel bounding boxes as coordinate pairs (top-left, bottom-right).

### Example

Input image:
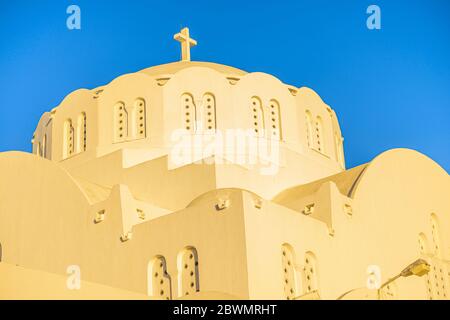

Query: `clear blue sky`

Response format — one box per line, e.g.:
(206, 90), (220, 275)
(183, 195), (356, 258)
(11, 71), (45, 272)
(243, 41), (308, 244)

(0, 0), (449, 171)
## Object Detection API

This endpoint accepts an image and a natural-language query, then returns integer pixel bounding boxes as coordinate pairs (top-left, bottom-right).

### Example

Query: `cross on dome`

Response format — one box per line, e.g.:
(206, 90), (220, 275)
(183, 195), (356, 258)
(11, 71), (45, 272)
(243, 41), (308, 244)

(174, 27), (197, 61)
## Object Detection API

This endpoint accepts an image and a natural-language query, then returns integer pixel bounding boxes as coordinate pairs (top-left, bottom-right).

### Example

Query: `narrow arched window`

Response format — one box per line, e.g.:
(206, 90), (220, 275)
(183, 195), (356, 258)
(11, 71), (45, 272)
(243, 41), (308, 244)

(148, 256), (172, 300)
(430, 214), (441, 257)
(334, 133), (344, 167)
(429, 214), (448, 299)
(42, 134), (47, 158)
(63, 119), (74, 159)
(305, 110), (313, 148)
(304, 252), (318, 294)
(251, 97), (264, 137)
(177, 247), (200, 297)
(418, 233), (433, 299)
(202, 93), (216, 133)
(181, 93), (196, 133)
(113, 102), (127, 143)
(315, 116), (324, 153)
(38, 141), (42, 157)
(418, 233), (429, 255)
(282, 244), (298, 300)
(134, 98), (146, 139)
(76, 112), (87, 153)
(269, 99), (282, 140)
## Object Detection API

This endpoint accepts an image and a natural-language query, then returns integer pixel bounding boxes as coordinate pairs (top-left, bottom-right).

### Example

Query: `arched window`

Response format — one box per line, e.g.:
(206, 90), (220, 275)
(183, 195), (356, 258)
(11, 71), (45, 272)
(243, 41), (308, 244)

(251, 97), (264, 137)
(134, 98), (146, 139)
(269, 99), (282, 140)
(113, 102), (128, 143)
(315, 116), (324, 153)
(148, 256), (172, 300)
(334, 133), (344, 167)
(177, 247), (200, 297)
(305, 110), (313, 148)
(76, 112), (87, 153)
(181, 93), (196, 133)
(418, 233), (433, 299)
(418, 233), (429, 255)
(430, 214), (441, 257)
(37, 141), (42, 157)
(42, 134), (47, 158)
(304, 251), (318, 294)
(63, 119), (74, 159)
(281, 244), (298, 300)
(202, 93), (216, 133)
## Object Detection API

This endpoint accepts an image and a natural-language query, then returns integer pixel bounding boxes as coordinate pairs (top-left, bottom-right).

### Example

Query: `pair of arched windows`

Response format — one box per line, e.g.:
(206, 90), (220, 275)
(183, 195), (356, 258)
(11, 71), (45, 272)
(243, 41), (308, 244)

(181, 93), (216, 133)
(180, 94), (282, 139)
(305, 110), (324, 154)
(63, 112), (86, 159)
(113, 98), (147, 143)
(281, 244), (318, 300)
(250, 97), (282, 140)
(148, 247), (200, 300)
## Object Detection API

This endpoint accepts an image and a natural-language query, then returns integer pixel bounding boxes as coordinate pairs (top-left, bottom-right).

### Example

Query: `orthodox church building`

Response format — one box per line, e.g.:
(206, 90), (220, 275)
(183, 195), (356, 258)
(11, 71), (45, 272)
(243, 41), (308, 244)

(0, 28), (448, 300)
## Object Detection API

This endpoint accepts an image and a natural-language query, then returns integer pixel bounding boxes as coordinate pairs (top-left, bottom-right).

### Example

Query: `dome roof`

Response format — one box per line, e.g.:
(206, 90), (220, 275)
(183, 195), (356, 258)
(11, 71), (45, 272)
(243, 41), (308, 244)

(138, 61), (247, 77)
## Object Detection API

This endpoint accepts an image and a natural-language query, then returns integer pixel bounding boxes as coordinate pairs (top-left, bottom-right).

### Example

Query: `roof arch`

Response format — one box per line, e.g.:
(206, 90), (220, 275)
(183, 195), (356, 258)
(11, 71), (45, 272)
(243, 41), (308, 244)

(139, 61), (248, 77)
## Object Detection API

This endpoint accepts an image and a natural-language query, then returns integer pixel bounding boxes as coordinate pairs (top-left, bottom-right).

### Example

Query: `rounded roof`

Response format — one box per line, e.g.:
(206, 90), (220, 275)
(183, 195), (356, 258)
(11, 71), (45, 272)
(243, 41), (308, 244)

(139, 61), (248, 77)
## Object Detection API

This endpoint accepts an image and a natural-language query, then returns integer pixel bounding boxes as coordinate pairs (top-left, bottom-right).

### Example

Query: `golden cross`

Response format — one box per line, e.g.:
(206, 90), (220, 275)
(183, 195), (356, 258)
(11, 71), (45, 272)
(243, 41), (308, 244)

(174, 27), (197, 61)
